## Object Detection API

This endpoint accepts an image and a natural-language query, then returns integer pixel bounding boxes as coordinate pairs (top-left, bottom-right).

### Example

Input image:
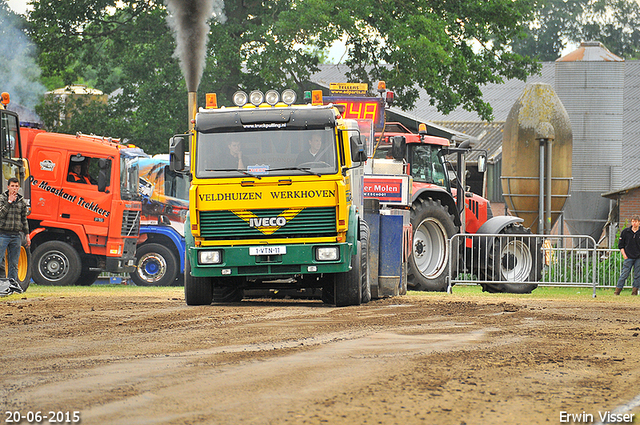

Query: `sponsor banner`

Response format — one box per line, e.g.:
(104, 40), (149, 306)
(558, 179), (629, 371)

(363, 175), (410, 206)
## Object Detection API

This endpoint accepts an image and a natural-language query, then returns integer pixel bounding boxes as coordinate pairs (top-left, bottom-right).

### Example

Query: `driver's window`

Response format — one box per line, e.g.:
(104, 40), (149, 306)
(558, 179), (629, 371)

(67, 154), (98, 186)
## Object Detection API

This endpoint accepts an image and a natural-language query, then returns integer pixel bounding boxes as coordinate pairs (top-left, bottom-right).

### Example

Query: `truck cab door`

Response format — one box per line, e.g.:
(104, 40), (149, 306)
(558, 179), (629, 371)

(63, 155), (112, 240)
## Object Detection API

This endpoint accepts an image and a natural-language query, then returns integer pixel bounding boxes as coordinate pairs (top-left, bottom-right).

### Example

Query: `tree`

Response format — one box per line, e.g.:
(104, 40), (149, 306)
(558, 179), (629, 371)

(512, 0), (640, 61)
(28, 0), (541, 153)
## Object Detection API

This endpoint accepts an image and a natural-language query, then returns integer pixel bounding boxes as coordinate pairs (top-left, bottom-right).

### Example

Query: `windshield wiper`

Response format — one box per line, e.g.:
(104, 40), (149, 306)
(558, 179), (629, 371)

(205, 168), (262, 179)
(269, 167), (321, 177)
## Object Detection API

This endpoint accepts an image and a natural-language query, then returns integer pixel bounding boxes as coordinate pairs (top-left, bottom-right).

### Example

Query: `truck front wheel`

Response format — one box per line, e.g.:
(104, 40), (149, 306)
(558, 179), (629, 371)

(32, 241), (82, 286)
(131, 243), (178, 287)
(408, 198), (458, 292)
(330, 240), (364, 307)
(184, 256), (213, 305)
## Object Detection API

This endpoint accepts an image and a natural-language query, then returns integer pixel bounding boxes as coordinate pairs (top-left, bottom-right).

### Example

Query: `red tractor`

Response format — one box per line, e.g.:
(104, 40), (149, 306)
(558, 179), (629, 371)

(373, 123), (542, 293)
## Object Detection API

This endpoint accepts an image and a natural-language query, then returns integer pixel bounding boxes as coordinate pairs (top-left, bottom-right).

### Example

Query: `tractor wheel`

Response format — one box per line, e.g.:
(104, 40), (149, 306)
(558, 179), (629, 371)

(480, 224), (541, 293)
(1, 246), (32, 291)
(32, 241), (82, 286)
(130, 243), (178, 287)
(184, 256), (213, 305)
(408, 197), (458, 292)
(212, 278), (244, 303)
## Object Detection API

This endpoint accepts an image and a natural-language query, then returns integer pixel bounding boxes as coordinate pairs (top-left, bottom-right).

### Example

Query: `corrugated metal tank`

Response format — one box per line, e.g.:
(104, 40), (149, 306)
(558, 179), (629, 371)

(501, 83), (572, 233)
(555, 41), (624, 239)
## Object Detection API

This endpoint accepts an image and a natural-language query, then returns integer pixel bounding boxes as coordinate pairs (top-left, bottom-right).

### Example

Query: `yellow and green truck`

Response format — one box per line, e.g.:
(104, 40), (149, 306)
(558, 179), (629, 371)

(169, 89), (371, 306)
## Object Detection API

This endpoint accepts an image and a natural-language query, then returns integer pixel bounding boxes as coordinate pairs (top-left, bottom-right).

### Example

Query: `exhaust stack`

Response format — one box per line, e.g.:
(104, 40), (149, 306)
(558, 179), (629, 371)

(188, 91), (197, 132)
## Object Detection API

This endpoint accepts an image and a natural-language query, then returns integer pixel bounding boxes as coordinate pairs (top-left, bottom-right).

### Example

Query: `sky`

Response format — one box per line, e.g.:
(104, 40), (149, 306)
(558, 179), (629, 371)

(7, 0), (28, 15)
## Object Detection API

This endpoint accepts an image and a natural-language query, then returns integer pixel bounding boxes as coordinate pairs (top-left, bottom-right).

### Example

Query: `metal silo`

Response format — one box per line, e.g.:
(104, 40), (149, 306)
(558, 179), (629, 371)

(555, 41), (625, 239)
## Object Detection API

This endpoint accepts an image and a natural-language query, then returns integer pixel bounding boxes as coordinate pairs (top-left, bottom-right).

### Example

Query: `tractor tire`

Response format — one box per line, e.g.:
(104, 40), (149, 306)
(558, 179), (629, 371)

(32, 241), (82, 286)
(1, 246), (32, 291)
(360, 221), (371, 304)
(408, 197), (458, 292)
(480, 224), (541, 294)
(184, 256), (213, 306)
(212, 278), (244, 303)
(130, 243), (178, 287)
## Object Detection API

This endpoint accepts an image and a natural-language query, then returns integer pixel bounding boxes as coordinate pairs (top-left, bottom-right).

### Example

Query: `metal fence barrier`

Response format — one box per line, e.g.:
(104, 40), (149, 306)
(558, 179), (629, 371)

(446, 233), (630, 297)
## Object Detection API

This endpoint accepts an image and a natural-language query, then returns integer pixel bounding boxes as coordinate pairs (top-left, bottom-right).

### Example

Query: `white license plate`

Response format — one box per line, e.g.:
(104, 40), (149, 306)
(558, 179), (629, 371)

(249, 246), (287, 256)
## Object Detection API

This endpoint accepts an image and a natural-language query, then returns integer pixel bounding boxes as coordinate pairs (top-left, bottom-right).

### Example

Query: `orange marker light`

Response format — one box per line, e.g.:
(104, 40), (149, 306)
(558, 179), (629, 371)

(377, 81), (386, 92)
(206, 93), (218, 109)
(311, 90), (323, 105)
(1, 92), (9, 106)
(418, 123), (427, 135)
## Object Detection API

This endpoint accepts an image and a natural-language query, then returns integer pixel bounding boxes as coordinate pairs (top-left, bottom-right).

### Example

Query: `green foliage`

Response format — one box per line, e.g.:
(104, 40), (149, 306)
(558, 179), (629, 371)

(26, 0), (542, 153)
(512, 0), (640, 60)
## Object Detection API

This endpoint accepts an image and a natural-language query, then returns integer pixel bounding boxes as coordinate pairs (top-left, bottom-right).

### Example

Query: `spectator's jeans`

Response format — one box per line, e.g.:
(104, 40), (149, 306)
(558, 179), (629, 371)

(617, 257), (640, 289)
(0, 233), (21, 281)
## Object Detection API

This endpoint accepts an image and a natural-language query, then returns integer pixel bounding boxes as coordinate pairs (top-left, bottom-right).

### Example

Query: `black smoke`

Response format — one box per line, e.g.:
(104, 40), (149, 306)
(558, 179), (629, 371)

(164, 0), (226, 92)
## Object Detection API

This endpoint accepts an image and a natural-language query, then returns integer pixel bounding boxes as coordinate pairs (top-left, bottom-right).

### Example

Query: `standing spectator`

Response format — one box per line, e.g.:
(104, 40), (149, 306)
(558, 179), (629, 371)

(0, 177), (30, 281)
(615, 214), (640, 295)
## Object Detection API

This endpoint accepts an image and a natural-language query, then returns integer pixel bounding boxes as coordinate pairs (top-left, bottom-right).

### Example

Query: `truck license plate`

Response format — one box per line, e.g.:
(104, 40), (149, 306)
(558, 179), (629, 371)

(249, 246), (286, 256)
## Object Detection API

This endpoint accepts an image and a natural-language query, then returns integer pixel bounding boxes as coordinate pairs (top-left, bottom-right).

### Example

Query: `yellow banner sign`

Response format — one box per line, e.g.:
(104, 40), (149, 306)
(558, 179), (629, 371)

(330, 83), (368, 96)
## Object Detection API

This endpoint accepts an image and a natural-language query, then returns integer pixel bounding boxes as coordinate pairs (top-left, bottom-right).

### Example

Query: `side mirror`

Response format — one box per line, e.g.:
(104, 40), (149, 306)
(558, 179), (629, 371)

(169, 135), (188, 171)
(97, 158), (110, 193)
(391, 136), (405, 161)
(477, 154), (487, 173)
(350, 135), (367, 163)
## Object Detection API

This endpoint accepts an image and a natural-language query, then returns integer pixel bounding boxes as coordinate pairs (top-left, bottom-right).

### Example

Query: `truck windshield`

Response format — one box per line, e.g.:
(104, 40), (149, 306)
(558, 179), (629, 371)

(120, 156), (140, 201)
(407, 145), (448, 188)
(195, 129), (338, 179)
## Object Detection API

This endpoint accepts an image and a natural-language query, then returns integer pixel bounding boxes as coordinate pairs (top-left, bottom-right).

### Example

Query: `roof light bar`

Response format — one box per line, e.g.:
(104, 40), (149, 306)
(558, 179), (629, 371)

(233, 91), (248, 106)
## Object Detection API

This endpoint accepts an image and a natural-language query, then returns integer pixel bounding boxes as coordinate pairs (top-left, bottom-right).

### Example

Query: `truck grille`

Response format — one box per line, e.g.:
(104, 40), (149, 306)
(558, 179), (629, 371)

(199, 207), (336, 240)
(121, 210), (141, 236)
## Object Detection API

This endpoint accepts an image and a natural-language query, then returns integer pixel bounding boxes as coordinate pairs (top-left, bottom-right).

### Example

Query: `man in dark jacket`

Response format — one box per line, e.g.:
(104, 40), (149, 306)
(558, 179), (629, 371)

(615, 214), (640, 295)
(0, 177), (30, 281)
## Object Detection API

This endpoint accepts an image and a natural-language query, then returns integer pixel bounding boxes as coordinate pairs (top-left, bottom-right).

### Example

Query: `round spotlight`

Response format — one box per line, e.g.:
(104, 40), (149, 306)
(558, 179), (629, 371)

(282, 89), (297, 105)
(233, 91), (248, 106)
(249, 90), (264, 106)
(265, 90), (280, 106)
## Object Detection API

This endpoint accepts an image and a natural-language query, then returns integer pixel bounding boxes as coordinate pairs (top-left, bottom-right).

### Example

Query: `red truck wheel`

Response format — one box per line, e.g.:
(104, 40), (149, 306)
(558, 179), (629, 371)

(32, 241), (82, 286)
(408, 197), (458, 292)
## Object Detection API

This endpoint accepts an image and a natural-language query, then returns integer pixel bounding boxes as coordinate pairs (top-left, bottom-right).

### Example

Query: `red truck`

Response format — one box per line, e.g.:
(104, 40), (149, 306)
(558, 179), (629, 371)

(21, 128), (144, 285)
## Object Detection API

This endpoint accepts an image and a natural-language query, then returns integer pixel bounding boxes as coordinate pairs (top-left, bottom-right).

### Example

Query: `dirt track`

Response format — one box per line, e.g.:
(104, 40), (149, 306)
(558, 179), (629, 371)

(2, 289), (640, 425)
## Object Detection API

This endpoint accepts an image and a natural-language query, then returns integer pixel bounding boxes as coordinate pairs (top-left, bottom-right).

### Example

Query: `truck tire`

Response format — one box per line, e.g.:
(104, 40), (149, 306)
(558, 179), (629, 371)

(77, 268), (100, 286)
(0, 246), (32, 291)
(408, 197), (458, 292)
(480, 224), (541, 294)
(360, 221), (371, 304)
(130, 243), (178, 287)
(184, 256), (213, 305)
(212, 278), (244, 303)
(32, 241), (82, 286)
(334, 240), (363, 307)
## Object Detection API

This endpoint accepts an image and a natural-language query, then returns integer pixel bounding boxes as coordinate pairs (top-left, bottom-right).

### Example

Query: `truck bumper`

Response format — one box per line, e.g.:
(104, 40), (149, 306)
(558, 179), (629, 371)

(105, 239), (138, 273)
(188, 242), (353, 278)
